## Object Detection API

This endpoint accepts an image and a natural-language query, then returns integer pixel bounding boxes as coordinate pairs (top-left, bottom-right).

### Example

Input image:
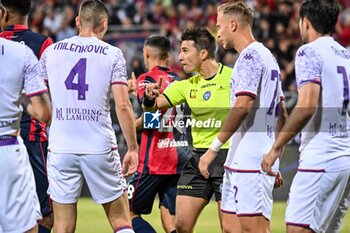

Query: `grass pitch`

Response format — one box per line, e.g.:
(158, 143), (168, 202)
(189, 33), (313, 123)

(76, 198), (349, 232)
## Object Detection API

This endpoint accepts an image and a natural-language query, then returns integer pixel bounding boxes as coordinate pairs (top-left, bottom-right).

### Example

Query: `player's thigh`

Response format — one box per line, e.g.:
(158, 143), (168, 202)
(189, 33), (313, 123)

(286, 171), (328, 231)
(159, 174), (180, 215)
(47, 152), (83, 204)
(325, 171), (350, 232)
(81, 150), (127, 204)
(0, 139), (40, 233)
(128, 172), (162, 215)
(235, 172), (274, 220)
(314, 170), (350, 232)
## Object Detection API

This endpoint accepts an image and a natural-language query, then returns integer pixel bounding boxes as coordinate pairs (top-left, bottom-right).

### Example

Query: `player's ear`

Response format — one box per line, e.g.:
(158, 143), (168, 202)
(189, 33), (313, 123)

(230, 19), (238, 32)
(200, 49), (209, 61)
(101, 18), (108, 34)
(75, 16), (81, 30)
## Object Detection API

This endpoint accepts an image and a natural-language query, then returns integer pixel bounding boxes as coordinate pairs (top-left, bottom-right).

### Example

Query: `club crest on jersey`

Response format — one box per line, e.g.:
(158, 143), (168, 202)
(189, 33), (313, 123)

(203, 91), (211, 100)
(143, 111), (161, 129)
(189, 89), (197, 99)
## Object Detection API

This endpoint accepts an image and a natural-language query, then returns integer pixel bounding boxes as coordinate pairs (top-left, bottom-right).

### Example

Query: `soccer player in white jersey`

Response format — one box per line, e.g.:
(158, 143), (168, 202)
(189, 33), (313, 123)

(198, 1), (287, 232)
(262, 0), (350, 232)
(0, 37), (51, 233)
(39, 1), (138, 233)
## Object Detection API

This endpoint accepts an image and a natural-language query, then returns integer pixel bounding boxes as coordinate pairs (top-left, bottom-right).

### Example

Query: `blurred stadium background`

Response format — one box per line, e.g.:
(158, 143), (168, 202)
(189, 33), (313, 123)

(22, 0), (350, 231)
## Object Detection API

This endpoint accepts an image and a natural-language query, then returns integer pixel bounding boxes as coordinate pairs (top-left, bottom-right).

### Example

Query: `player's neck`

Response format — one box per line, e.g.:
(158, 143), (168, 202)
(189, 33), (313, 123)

(148, 59), (167, 71)
(307, 30), (325, 43)
(234, 30), (256, 54)
(199, 59), (219, 80)
(5, 14), (28, 27)
(79, 28), (102, 40)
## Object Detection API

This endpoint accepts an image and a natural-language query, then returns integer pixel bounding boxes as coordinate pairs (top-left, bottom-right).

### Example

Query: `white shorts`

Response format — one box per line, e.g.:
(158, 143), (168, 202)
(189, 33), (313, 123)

(221, 169), (275, 220)
(47, 150), (127, 204)
(286, 169), (350, 232)
(0, 137), (41, 233)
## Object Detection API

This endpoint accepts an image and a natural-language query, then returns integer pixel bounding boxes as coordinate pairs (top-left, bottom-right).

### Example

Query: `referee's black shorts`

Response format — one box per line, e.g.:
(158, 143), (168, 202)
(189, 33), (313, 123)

(177, 148), (228, 202)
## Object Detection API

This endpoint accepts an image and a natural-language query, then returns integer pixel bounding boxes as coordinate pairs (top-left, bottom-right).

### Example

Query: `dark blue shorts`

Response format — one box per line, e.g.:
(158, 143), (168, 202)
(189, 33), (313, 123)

(128, 172), (180, 215)
(24, 140), (52, 216)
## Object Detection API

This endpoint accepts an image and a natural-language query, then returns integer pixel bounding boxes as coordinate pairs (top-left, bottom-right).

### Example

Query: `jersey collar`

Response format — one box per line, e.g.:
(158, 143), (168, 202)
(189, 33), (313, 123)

(151, 66), (172, 72)
(4, 24), (29, 32)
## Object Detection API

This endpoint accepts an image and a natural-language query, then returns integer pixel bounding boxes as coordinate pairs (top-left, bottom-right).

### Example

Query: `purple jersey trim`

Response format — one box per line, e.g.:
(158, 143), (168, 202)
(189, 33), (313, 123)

(0, 135), (19, 146)
(26, 89), (48, 97)
(298, 79), (321, 88)
(235, 91), (256, 99)
(298, 168), (325, 172)
(0, 136), (19, 146)
(221, 209), (236, 214)
(237, 212), (263, 217)
(114, 225), (133, 233)
(224, 166), (260, 173)
(286, 222), (310, 228)
(111, 81), (128, 86)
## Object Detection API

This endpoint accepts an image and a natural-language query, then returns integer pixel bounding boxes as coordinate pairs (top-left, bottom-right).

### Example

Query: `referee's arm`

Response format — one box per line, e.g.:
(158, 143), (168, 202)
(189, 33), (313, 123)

(142, 81), (171, 111)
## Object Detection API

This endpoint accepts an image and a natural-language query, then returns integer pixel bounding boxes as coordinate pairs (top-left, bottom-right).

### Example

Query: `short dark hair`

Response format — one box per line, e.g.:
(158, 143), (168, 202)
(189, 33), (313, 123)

(0, 0), (31, 16)
(181, 27), (216, 59)
(144, 35), (170, 60)
(300, 0), (339, 34)
(79, 0), (108, 29)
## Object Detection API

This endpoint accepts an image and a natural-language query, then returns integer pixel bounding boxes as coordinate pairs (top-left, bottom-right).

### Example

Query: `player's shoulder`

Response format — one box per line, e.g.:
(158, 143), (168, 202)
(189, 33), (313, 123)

(24, 30), (51, 41)
(240, 43), (265, 63)
(0, 37), (27, 54)
(296, 43), (320, 60)
(220, 64), (233, 74)
(98, 39), (123, 55)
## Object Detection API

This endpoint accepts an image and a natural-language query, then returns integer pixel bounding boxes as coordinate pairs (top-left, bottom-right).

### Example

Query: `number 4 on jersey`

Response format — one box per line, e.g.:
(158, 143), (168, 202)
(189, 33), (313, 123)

(65, 58), (89, 100)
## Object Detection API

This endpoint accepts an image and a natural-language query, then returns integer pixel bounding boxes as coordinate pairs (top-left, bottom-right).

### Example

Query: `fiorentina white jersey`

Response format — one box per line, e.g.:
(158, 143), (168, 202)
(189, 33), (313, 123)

(0, 38), (47, 135)
(40, 36), (128, 154)
(295, 36), (350, 170)
(225, 42), (283, 171)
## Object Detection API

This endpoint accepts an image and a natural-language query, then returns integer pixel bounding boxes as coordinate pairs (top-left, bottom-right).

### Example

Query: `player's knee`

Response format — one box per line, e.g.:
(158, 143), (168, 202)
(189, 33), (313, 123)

(175, 219), (192, 233)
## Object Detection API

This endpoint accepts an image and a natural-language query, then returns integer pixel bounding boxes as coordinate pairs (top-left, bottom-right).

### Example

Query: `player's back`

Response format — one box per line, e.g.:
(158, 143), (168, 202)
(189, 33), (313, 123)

(227, 42), (283, 171)
(295, 36), (350, 164)
(42, 36), (128, 154)
(0, 38), (45, 135)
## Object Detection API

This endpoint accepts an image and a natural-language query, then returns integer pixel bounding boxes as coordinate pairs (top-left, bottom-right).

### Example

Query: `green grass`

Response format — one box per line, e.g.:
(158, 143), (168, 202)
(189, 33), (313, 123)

(76, 198), (350, 232)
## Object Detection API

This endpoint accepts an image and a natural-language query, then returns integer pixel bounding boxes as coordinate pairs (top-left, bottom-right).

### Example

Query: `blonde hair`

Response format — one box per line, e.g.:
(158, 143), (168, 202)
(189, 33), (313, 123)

(217, 0), (254, 27)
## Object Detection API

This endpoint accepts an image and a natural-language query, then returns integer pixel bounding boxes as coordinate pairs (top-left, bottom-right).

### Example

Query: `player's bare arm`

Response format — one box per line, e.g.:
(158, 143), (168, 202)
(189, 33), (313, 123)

(112, 84), (139, 176)
(25, 93), (52, 124)
(272, 100), (288, 188)
(143, 77), (170, 111)
(199, 95), (254, 178)
(261, 83), (320, 176)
